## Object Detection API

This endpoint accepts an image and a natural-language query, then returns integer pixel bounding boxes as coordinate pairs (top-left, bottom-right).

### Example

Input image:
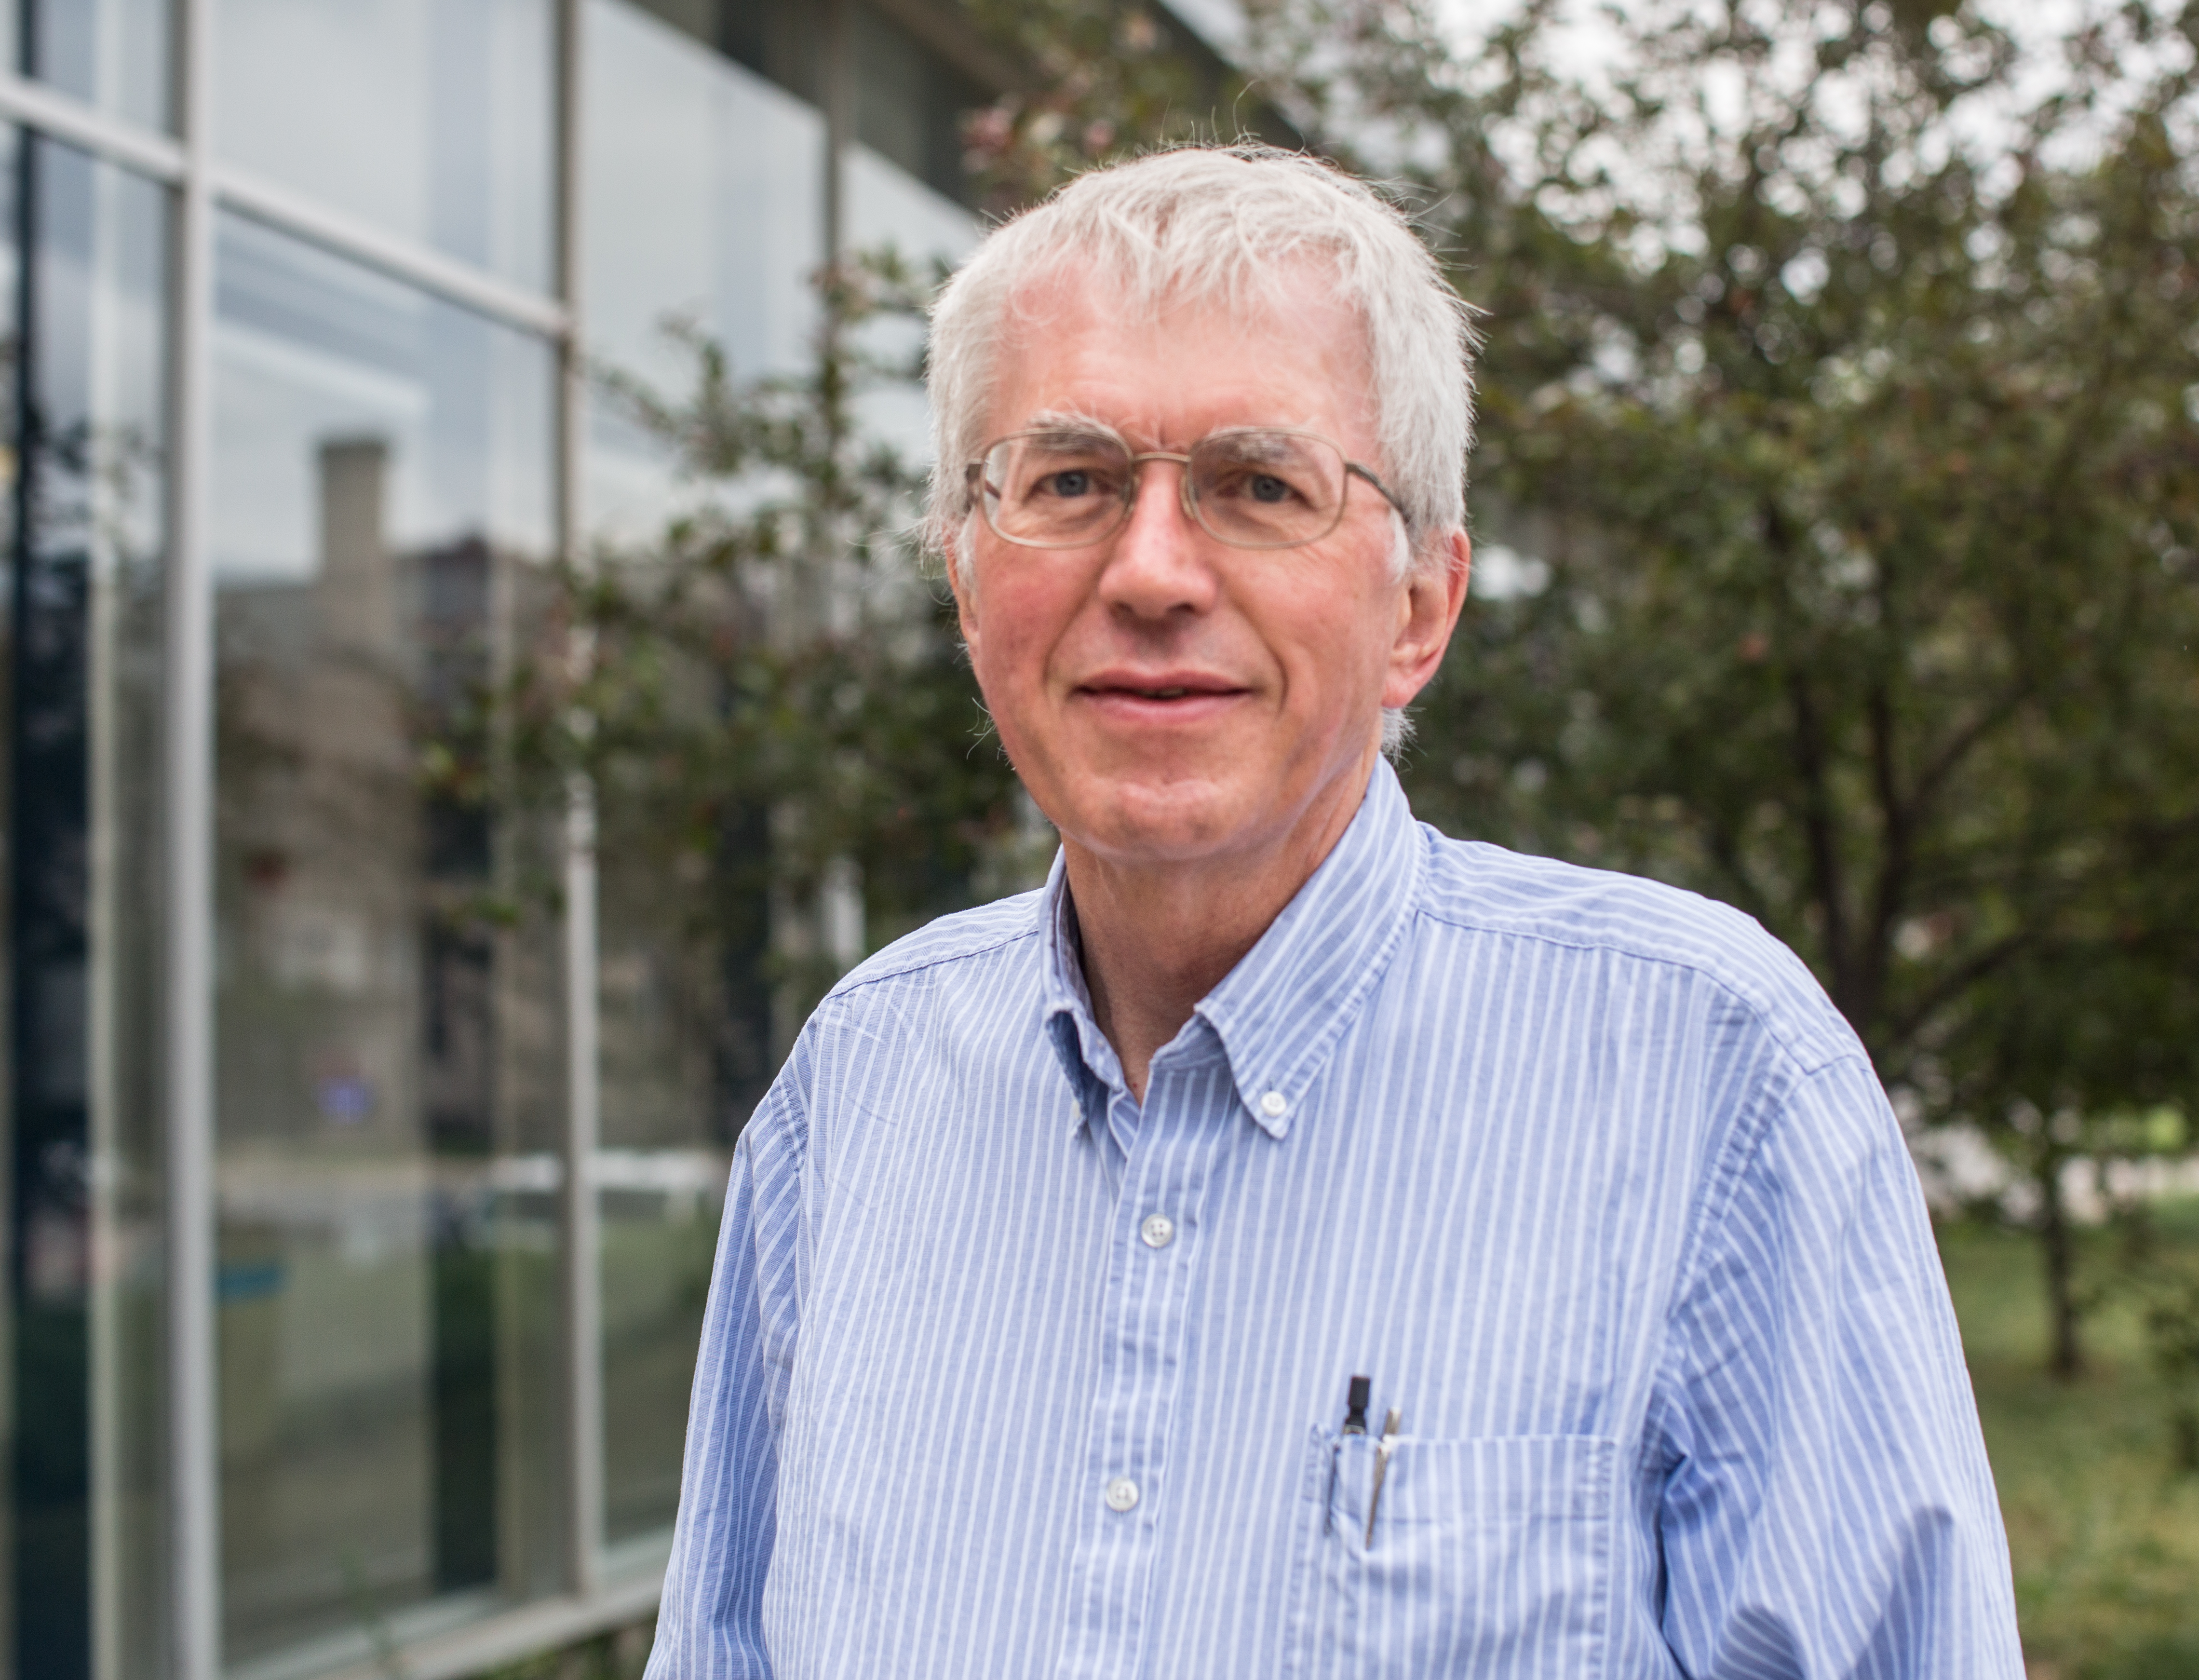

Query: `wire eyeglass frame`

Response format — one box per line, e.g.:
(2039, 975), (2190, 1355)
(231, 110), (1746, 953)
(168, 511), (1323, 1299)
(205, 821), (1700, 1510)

(965, 423), (1408, 551)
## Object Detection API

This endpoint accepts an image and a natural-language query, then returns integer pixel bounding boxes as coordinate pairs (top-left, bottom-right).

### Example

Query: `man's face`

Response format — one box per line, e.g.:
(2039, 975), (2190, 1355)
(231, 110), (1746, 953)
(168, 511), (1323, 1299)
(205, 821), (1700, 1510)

(949, 267), (1467, 875)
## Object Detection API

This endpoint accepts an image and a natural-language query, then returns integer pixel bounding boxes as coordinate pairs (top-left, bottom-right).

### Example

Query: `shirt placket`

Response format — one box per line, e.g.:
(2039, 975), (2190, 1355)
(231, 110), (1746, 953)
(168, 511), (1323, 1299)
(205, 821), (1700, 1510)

(1053, 1060), (1234, 1680)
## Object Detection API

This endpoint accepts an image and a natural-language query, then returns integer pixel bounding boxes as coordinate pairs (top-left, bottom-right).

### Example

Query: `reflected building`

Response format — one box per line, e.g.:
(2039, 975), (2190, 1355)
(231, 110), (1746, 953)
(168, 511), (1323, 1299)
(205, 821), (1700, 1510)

(0, 2), (1253, 1678)
(214, 436), (556, 1660)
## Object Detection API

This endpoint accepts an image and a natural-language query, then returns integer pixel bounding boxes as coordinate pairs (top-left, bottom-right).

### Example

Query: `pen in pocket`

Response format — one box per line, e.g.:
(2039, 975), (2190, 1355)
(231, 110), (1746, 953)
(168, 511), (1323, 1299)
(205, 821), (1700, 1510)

(1327, 1375), (1372, 1531)
(1365, 1407), (1402, 1548)
(1342, 1374), (1371, 1436)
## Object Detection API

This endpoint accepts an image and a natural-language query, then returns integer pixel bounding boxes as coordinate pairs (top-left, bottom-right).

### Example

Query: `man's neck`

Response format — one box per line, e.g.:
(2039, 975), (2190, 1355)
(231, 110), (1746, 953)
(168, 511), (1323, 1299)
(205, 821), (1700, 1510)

(1065, 759), (1376, 1101)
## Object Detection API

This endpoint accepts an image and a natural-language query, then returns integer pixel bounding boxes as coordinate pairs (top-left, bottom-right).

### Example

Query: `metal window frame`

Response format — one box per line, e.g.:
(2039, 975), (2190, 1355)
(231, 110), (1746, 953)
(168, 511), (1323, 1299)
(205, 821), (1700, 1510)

(552, 0), (608, 1615)
(163, 11), (220, 1680)
(0, 1), (625, 1674)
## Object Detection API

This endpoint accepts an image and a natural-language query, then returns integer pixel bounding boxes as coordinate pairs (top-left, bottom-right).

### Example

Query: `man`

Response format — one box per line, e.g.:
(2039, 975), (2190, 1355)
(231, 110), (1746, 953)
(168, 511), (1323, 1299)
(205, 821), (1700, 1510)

(649, 147), (2022, 1677)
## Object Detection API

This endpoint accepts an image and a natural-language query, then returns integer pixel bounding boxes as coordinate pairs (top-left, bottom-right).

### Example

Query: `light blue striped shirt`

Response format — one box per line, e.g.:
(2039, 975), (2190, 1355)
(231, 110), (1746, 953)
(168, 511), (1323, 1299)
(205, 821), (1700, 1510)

(649, 760), (2022, 1678)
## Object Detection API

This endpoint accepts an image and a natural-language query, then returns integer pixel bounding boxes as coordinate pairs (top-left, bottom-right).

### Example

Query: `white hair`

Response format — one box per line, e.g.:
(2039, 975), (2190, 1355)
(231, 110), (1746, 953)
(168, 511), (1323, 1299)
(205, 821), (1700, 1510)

(927, 145), (1479, 582)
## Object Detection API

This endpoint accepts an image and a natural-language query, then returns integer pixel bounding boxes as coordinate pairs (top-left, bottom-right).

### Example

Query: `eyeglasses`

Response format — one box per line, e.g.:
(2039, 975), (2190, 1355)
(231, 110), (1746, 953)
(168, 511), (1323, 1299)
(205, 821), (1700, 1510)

(965, 424), (1405, 551)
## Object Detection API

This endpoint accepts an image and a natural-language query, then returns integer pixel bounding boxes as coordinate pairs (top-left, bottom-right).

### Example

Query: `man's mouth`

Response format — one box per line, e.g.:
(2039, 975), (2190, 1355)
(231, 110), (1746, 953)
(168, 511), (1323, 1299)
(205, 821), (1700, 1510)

(1079, 676), (1245, 703)
(1070, 670), (1251, 723)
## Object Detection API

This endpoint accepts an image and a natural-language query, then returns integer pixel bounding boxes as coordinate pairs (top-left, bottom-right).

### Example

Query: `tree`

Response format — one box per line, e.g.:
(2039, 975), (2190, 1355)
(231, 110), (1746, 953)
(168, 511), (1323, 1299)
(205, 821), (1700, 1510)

(1259, 0), (2199, 1375)
(959, 0), (1289, 212)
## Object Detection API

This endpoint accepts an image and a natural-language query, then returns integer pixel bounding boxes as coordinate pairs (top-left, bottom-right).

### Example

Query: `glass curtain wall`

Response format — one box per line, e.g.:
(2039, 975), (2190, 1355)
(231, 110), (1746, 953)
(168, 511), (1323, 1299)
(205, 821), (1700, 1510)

(0, 0), (997, 1671)
(3, 127), (171, 1680)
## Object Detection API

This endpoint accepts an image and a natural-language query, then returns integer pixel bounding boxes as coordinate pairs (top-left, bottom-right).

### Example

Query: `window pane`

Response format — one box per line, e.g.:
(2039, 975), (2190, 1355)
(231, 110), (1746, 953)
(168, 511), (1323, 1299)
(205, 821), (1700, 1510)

(847, 144), (980, 268)
(852, 2), (984, 207)
(211, 215), (566, 1665)
(580, 0), (995, 1553)
(583, 0), (831, 1550)
(846, 142), (979, 454)
(2, 130), (171, 1680)
(635, 0), (989, 205)
(15, 0), (173, 133)
(584, 0), (823, 545)
(214, 0), (554, 293)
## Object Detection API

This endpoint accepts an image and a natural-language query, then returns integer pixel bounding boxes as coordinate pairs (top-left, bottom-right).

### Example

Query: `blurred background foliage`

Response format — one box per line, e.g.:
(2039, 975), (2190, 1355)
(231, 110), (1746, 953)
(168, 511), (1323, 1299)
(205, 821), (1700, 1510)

(1337, 0), (2199, 1391)
(441, 2), (2199, 1672)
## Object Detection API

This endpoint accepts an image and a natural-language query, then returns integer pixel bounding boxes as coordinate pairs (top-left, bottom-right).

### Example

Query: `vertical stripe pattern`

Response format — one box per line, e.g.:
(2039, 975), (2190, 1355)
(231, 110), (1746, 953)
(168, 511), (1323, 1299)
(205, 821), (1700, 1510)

(647, 761), (2023, 1679)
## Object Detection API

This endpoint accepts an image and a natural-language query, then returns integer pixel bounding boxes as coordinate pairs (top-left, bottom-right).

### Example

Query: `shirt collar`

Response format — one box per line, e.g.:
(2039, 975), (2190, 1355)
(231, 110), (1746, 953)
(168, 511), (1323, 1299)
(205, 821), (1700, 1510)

(1038, 868), (1124, 1135)
(1036, 758), (1426, 1140)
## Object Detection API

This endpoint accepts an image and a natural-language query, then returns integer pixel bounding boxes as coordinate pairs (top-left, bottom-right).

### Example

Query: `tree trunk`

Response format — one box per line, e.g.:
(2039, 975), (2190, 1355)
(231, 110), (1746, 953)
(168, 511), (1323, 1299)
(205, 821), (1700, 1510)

(2038, 1148), (2084, 1380)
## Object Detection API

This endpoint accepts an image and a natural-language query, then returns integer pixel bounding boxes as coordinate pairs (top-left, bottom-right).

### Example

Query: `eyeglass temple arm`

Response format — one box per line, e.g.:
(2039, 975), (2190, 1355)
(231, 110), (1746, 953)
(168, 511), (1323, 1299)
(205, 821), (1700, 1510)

(962, 460), (998, 513)
(1349, 461), (1408, 519)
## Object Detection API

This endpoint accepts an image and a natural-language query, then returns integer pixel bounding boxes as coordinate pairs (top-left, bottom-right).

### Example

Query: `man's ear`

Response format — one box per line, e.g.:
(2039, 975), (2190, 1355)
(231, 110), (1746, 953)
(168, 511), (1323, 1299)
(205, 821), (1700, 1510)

(1381, 529), (1470, 711)
(944, 534), (982, 651)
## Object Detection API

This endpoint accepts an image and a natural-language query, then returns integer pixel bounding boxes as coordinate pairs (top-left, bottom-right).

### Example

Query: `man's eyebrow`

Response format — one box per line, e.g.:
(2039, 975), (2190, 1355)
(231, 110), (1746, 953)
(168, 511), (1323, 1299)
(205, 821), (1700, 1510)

(1018, 408), (1117, 436)
(1220, 430), (1295, 463)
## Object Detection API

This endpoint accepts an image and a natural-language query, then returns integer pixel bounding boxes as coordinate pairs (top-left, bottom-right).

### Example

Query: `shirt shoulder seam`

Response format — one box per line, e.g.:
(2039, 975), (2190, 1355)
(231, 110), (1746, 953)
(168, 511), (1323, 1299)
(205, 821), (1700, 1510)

(1409, 899), (1853, 1077)
(826, 922), (1043, 1001)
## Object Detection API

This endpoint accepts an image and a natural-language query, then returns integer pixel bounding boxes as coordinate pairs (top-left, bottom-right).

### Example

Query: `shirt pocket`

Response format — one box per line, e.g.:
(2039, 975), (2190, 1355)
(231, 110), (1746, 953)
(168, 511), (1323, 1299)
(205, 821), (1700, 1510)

(1280, 1426), (1616, 1680)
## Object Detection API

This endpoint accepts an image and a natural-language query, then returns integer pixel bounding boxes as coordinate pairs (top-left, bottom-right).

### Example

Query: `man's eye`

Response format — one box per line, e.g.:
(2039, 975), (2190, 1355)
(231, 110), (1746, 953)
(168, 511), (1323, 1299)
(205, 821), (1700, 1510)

(1211, 466), (1303, 503)
(1042, 469), (1095, 498)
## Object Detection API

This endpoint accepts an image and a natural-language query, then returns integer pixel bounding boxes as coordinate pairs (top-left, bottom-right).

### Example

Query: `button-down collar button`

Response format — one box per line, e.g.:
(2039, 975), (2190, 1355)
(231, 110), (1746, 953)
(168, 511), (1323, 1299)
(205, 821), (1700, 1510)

(1139, 1212), (1176, 1249)
(1104, 1476), (1140, 1513)
(1259, 1089), (1288, 1119)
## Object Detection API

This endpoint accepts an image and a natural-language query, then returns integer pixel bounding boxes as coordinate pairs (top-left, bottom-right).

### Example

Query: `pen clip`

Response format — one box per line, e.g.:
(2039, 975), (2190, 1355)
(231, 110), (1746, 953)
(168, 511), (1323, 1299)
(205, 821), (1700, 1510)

(1365, 1407), (1402, 1549)
(1342, 1374), (1371, 1437)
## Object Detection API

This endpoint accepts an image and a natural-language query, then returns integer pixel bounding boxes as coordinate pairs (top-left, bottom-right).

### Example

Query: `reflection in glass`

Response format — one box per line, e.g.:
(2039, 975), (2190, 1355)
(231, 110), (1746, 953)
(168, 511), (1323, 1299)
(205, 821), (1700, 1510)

(847, 144), (979, 272)
(847, 142), (979, 456)
(583, 0), (832, 1550)
(15, 0), (173, 133)
(214, 0), (553, 291)
(632, 0), (984, 205)
(3, 130), (170, 1680)
(581, 0), (983, 1552)
(583, 0), (824, 545)
(852, 2), (984, 205)
(211, 214), (565, 1666)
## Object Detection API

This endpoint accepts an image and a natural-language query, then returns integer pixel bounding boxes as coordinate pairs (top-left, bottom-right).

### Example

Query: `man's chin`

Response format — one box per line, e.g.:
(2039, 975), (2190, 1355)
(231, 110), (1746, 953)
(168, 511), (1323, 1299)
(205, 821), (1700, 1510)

(1050, 772), (1270, 868)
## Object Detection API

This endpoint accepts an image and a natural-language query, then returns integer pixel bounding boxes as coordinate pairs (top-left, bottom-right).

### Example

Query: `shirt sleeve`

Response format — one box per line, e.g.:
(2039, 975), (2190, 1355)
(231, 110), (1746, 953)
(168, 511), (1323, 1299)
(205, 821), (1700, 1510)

(646, 1051), (811, 1680)
(1651, 1052), (2025, 1678)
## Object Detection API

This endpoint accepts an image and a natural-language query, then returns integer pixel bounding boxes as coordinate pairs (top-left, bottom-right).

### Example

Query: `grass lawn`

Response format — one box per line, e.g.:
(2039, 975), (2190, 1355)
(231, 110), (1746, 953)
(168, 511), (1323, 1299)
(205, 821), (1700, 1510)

(1941, 1207), (2199, 1679)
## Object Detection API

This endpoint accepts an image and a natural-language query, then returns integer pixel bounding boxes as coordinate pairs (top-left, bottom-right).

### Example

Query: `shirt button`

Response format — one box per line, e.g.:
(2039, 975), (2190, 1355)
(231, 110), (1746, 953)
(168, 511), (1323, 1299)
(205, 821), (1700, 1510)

(1259, 1090), (1288, 1119)
(1104, 1476), (1140, 1513)
(1139, 1212), (1176, 1249)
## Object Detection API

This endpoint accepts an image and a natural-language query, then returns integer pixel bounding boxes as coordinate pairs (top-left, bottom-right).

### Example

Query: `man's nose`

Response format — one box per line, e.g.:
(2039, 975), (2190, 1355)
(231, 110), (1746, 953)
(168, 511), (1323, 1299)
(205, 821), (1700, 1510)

(1097, 460), (1220, 617)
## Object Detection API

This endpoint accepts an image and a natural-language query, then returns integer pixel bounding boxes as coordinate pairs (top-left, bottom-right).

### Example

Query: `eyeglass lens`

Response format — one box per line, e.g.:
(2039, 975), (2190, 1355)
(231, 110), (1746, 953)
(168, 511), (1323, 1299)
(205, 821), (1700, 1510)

(980, 428), (1349, 548)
